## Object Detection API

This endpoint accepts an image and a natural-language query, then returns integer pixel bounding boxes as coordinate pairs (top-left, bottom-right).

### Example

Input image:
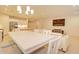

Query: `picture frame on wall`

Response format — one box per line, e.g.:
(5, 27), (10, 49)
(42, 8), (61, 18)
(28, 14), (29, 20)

(53, 18), (65, 26)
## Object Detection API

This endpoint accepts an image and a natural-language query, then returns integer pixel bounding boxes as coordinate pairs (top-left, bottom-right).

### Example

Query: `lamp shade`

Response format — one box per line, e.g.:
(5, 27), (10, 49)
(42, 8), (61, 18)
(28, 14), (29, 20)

(31, 9), (34, 14)
(26, 6), (30, 11)
(17, 6), (22, 13)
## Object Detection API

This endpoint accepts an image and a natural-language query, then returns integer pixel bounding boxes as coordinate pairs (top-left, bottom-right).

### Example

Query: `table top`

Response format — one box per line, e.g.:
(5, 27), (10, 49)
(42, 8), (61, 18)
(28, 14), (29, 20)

(9, 31), (61, 53)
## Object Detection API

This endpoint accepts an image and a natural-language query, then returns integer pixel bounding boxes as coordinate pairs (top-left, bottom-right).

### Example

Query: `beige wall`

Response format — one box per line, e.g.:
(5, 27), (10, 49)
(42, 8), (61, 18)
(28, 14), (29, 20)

(66, 15), (79, 36)
(0, 14), (9, 35)
(0, 13), (79, 37)
(28, 19), (44, 29)
(41, 15), (79, 36)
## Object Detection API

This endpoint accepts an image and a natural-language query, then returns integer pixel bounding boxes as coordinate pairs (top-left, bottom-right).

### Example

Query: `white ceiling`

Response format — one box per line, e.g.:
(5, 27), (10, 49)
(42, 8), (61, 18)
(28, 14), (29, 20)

(0, 5), (79, 19)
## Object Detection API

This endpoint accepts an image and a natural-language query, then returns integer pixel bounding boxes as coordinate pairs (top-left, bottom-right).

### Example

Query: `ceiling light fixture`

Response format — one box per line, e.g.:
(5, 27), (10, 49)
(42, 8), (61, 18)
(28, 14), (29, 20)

(26, 6), (30, 11)
(17, 6), (22, 14)
(30, 9), (34, 15)
(25, 6), (34, 15)
(17, 6), (34, 15)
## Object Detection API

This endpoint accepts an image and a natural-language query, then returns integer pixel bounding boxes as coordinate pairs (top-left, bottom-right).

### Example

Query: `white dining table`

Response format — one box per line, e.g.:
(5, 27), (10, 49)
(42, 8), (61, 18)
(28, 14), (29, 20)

(9, 31), (62, 54)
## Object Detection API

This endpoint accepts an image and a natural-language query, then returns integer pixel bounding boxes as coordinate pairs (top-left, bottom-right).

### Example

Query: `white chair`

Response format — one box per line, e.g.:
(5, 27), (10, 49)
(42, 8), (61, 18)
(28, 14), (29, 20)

(59, 35), (69, 52)
(47, 35), (69, 54)
(47, 37), (62, 54)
